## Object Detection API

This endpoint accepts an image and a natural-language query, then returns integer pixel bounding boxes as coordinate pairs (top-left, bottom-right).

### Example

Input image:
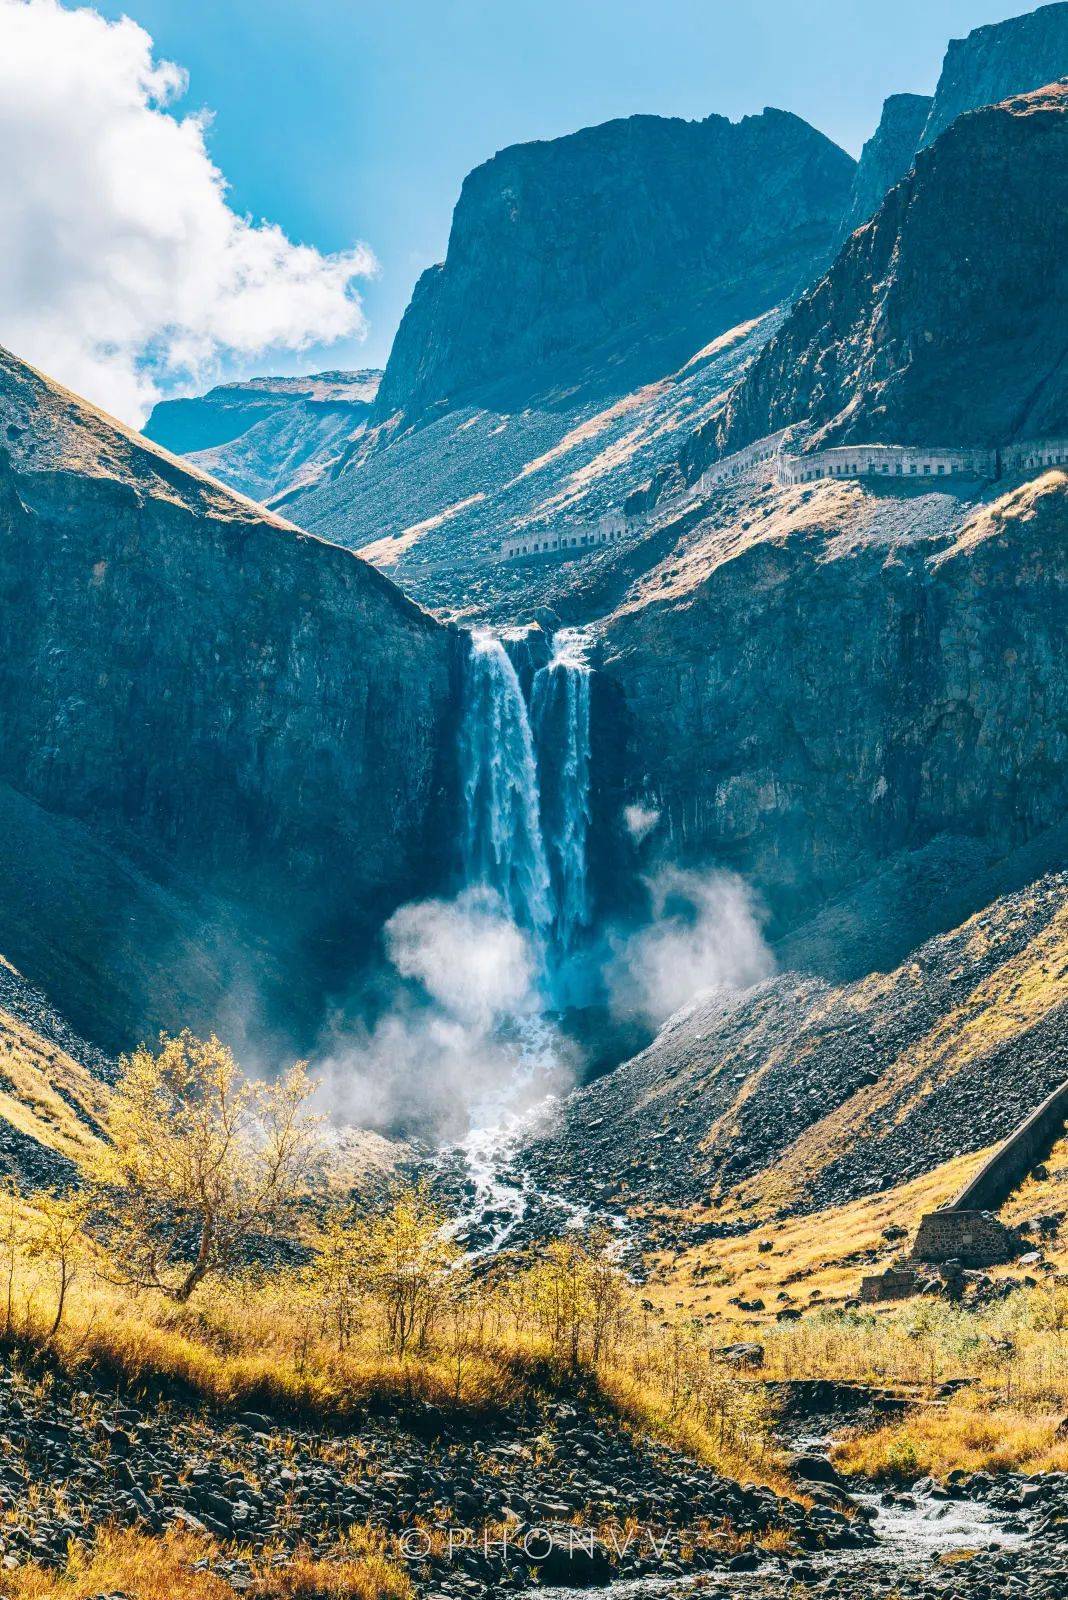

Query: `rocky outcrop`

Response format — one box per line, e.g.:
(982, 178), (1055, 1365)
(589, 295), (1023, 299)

(692, 85), (1068, 467)
(841, 93), (931, 233)
(0, 347), (458, 1052)
(374, 109), (854, 423)
(523, 868), (1068, 1224)
(143, 372), (380, 504)
(838, 4), (1068, 238)
(920, 0), (1068, 146)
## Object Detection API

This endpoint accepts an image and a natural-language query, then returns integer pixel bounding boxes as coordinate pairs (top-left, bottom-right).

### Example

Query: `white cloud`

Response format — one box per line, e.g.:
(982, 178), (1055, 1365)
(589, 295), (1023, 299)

(0, 0), (375, 422)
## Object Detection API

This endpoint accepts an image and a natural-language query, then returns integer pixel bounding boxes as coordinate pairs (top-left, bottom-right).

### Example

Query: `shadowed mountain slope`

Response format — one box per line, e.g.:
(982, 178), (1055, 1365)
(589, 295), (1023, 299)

(0, 348), (458, 1053)
(691, 85), (1068, 469)
(603, 466), (1068, 929)
(839, 5), (1068, 238)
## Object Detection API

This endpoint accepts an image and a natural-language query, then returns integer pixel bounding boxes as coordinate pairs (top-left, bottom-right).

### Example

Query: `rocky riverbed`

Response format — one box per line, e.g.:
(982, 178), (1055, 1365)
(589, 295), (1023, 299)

(0, 1356), (876, 1593)
(527, 1474), (1065, 1598)
(0, 1354), (1064, 1595)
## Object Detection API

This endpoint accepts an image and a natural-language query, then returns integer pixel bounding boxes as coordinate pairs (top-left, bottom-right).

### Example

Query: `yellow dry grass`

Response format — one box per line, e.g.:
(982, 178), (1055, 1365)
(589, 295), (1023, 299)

(832, 1394), (1068, 1481)
(647, 1149), (988, 1322)
(4, 1526), (411, 1600)
(933, 469), (1068, 565)
(0, 982), (108, 1164)
(3, 1260), (789, 1493)
(730, 889), (1068, 1216)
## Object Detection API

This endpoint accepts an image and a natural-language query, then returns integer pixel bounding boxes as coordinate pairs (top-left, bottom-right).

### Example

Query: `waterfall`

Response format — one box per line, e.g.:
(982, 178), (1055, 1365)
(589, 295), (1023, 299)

(532, 629), (592, 954)
(459, 631), (554, 937)
(459, 625), (593, 970)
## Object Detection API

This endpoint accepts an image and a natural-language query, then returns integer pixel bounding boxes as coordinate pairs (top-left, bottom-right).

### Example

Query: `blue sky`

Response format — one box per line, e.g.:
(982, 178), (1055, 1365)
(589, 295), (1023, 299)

(88, 0), (1038, 375)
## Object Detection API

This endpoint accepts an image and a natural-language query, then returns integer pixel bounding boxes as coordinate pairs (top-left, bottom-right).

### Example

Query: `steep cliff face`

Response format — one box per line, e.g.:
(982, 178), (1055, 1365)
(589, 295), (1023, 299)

(0, 348), (458, 1051)
(374, 110), (854, 424)
(841, 92), (931, 234)
(836, 4), (1068, 240)
(694, 86), (1068, 465)
(518, 464), (1068, 1219)
(143, 372), (381, 504)
(604, 468), (1068, 931)
(921, 0), (1068, 146)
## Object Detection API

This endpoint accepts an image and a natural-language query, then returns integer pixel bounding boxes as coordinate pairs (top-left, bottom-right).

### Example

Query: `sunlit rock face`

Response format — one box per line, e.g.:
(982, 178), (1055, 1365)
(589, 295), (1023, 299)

(373, 108), (855, 426)
(0, 346), (459, 1052)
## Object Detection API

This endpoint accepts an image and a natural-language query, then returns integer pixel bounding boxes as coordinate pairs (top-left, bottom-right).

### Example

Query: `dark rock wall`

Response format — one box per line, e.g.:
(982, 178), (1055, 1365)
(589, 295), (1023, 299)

(604, 474), (1068, 931)
(0, 378), (460, 1050)
(952, 1078), (1068, 1212)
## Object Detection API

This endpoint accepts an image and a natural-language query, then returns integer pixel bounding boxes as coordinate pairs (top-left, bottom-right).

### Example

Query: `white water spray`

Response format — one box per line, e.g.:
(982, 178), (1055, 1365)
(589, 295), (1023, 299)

(459, 625), (594, 966)
(449, 625), (607, 1251)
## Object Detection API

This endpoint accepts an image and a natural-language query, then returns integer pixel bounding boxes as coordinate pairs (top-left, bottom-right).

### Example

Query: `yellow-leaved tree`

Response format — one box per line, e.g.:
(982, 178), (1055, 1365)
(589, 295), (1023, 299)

(92, 1031), (321, 1302)
(326, 1185), (464, 1357)
(26, 1188), (94, 1338)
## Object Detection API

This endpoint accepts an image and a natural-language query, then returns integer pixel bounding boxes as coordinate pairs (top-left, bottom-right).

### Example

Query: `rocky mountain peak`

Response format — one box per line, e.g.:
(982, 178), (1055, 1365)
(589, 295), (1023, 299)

(842, 92), (932, 234)
(921, 0), (1068, 147)
(373, 107), (855, 425)
(691, 82), (1068, 467)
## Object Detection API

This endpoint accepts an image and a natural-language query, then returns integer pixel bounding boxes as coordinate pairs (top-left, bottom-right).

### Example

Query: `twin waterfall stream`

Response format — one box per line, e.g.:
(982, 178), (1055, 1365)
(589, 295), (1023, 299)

(459, 627), (592, 961)
(448, 626), (603, 1256)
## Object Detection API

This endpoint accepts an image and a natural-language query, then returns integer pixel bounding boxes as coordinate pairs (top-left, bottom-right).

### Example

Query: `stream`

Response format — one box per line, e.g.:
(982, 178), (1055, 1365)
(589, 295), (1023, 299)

(522, 1488), (1027, 1596)
(442, 1102), (631, 1262)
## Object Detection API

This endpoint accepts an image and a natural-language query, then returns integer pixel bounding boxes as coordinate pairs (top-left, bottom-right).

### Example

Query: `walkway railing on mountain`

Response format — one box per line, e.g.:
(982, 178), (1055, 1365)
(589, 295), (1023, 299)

(496, 432), (1068, 565)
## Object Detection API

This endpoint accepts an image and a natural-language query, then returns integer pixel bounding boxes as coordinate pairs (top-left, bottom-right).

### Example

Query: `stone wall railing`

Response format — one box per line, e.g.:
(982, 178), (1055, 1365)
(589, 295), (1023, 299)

(499, 510), (633, 563)
(776, 443), (999, 485)
(1001, 438), (1068, 475)
(696, 429), (790, 493)
(775, 437), (1068, 486)
(910, 1076), (1068, 1268)
(949, 1078), (1068, 1214)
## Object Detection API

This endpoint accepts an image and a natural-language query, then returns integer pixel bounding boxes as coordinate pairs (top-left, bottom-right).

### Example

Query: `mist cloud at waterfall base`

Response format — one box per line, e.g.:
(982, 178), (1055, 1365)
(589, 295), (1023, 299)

(607, 866), (775, 1028)
(312, 888), (576, 1142)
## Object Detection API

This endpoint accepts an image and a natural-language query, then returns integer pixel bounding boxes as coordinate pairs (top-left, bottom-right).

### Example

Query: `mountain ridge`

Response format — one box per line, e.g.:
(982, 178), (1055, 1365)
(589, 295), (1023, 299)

(688, 83), (1068, 473)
